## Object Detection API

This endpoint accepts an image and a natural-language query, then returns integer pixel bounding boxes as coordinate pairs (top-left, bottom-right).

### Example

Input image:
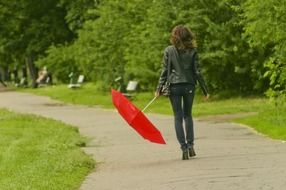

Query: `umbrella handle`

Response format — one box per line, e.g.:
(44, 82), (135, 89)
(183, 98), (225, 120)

(142, 96), (158, 113)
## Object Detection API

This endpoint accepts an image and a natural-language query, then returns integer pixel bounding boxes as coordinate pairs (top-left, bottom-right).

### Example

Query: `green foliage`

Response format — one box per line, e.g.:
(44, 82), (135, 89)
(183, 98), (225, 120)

(0, 0), (73, 59)
(47, 0), (268, 93)
(82, 0), (132, 89)
(0, 0), (97, 80)
(36, 45), (80, 82)
(190, 0), (267, 93)
(124, 0), (171, 90)
(242, 0), (286, 98)
(264, 58), (286, 97)
(58, 0), (98, 32)
(1, 0), (285, 97)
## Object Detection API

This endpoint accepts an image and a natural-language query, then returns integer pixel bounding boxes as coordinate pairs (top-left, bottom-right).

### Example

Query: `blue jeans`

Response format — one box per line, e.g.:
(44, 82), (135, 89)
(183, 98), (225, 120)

(169, 83), (195, 150)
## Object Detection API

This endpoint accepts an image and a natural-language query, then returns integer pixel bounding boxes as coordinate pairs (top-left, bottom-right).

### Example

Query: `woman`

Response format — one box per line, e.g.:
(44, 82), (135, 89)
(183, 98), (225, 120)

(155, 25), (209, 160)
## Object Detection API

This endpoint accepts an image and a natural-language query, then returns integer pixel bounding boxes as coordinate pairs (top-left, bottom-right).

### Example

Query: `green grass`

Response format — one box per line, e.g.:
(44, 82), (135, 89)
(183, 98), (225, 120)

(130, 92), (269, 117)
(235, 108), (286, 140)
(18, 83), (285, 140)
(0, 109), (94, 190)
(19, 83), (113, 108)
(19, 84), (269, 116)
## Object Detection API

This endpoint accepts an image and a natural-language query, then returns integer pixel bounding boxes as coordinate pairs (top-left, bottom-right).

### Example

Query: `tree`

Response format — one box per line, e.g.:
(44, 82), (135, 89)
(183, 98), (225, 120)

(35, 0), (99, 82)
(186, 0), (268, 94)
(31, 0), (279, 96)
(58, 0), (98, 33)
(0, 0), (74, 85)
(52, 0), (153, 90)
(242, 0), (286, 98)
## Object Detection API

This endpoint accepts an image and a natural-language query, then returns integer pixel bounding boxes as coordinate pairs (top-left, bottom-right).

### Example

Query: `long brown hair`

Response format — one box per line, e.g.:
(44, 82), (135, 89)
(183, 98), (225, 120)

(170, 25), (197, 49)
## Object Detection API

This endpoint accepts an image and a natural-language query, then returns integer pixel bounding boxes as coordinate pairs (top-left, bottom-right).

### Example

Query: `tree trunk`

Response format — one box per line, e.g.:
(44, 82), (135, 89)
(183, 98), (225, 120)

(26, 55), (38, 88)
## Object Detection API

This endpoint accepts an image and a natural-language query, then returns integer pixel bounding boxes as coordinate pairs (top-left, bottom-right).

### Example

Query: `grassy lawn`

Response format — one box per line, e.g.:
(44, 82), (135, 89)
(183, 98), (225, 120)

(18, 83), (285, 140)
(19, 83), (113, 109)
(0, 109), (94, 190)
(235, 108), (286, 140)
(19, 83), (269, 116)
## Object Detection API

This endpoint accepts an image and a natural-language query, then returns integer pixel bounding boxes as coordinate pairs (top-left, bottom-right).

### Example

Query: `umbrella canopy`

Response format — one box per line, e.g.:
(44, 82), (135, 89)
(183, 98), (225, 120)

(112, 89), (166, 144)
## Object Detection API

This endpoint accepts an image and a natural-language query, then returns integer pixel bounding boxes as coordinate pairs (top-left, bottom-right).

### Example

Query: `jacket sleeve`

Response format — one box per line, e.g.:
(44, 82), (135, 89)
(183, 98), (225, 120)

(193, 51), (208, 96)
(156, 48), (169, 93)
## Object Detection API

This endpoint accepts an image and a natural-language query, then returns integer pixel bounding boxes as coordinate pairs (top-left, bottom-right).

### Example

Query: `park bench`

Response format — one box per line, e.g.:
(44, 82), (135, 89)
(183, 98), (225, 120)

(37, 75), (52, 87)
(123, 80), (138, 99)
(68, 75), (85, 88)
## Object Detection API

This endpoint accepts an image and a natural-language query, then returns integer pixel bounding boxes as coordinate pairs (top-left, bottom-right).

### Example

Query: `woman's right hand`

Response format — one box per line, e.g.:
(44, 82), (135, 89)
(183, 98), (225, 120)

(155, 91), (160, 97)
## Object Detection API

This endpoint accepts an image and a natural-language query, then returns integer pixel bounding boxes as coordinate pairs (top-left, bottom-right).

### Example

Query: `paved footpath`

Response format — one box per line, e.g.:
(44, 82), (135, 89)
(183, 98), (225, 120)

(1, 92), (286, 190)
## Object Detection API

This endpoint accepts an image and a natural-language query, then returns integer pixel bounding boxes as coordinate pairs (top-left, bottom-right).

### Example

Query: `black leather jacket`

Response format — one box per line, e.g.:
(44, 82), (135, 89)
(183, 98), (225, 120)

(156, 45), (208, 96)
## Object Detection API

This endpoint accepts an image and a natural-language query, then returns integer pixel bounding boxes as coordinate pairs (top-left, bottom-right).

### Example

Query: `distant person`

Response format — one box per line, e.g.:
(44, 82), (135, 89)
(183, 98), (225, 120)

(36, 66), (48, 84)
(155, 25), (209, 160)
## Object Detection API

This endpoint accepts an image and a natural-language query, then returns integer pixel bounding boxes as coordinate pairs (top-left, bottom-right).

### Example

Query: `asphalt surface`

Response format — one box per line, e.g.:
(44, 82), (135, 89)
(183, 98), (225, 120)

(0, 92), (286, 190)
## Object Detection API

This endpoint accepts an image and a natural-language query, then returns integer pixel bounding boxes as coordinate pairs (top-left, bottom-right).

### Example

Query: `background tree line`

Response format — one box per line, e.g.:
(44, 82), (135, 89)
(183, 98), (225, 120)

(0, 0), (285, 99)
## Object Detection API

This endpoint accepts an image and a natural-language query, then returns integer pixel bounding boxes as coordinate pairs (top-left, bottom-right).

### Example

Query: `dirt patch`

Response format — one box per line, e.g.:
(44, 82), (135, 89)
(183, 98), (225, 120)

(196, 112), (258, 123)
(42, 102), (66, 107)
(0, 86), (13, 92)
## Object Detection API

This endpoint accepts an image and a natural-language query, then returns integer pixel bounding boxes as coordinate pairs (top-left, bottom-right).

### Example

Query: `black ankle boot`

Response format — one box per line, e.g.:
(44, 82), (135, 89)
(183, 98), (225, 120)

(182, 150), (189, 160)
(188, 147), (196, 157)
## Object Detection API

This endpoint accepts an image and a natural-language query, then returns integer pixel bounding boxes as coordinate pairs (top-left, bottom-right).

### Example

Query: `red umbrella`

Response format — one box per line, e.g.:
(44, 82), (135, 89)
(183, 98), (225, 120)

(111, 89), (166, 144)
